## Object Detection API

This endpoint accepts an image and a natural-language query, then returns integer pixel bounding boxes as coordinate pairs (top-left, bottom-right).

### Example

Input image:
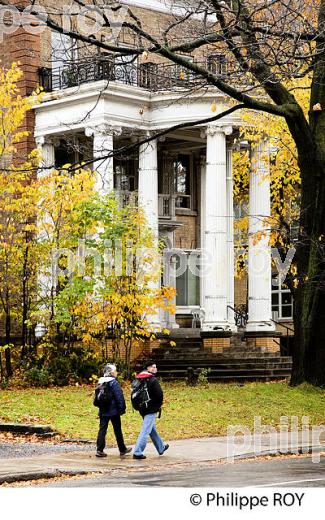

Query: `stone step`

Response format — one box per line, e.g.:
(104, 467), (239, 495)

(158, 365), (291, 373)
(156, 361), (293, 369)
(159, 374), (290, 382)
(154, 354), (292, 361)
(168, 328), (201, 338)
(169, 343), (203, 349)
(154, 353), (285, 360)
(156, 363), (292, 370)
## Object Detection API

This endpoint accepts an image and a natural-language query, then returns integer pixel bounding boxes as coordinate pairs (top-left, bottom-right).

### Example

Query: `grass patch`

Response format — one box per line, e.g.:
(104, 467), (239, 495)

(0, 381), (324, 444)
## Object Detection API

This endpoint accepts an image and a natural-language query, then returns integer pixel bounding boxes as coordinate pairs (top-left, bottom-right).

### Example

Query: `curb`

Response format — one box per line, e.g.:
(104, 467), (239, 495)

(0, 469), (90, 485)
(60, 438), (95, 444)
(0, 423), (56, 436)
(233, 444), (324, 461)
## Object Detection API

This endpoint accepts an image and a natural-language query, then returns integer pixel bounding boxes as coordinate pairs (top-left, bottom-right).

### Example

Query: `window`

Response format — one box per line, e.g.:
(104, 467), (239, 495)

(51, 32), (78, 89)
(175, 252), (200, 306)
(51, 32), (78, 70)
(272, 281), (293, 320)
(207, 54), (227, 76)
(114, 158), (136, 192)
(173, 154), (191, 209)
(174, 54), (194, 84)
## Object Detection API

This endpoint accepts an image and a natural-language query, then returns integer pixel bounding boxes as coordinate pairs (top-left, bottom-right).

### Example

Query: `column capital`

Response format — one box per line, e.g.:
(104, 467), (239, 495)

(85, 123), (122, 138)
(35, 135), (60, 148)
(205, 124), (233, 137)
(35, 135), (45, 148)
(138, 130), (158, 141)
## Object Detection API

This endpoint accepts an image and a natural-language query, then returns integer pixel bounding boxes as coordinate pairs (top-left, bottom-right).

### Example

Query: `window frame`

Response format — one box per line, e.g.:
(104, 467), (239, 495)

(175, 250), (200, 308)
(272, 282), (294, 320)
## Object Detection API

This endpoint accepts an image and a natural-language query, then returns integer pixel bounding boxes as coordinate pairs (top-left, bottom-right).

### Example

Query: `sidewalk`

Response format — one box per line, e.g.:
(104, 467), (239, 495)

(1, 431), (324, 484)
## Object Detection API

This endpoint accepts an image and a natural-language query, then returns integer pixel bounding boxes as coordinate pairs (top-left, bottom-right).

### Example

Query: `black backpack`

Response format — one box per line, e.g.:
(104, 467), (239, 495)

(131, 379), (151, 412)
(93, 381), (113, 408)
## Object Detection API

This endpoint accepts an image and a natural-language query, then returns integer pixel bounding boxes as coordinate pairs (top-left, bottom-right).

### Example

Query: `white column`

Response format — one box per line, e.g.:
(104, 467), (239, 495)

(85, 124), (116, 195)
(199, 154), (206, 312)
(138, 138), (161, 328)
(246, 139), (275, 332)
(202, 125), (232, 330)
(138, 139), (159, 239)
(38, 136), (55, 175)
(226, 144), (236, 330)
(162, 249), (179, 329)
(35, 136), (56, 336)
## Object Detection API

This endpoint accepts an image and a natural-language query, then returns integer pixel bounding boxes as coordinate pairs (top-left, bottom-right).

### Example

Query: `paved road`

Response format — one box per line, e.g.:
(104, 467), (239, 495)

(42, 456), (325, 488)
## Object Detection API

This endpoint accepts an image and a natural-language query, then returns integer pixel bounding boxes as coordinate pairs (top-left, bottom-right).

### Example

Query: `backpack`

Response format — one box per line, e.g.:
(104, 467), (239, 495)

(93, 381), (113, 408)
(131, 378), (151, 412)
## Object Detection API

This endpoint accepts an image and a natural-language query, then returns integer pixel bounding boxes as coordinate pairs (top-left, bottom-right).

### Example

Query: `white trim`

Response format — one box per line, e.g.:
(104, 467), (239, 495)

(119, 0), (216, 19)
(176, 305), (200, 315)
(120, 0), (175, 13)
(34, 81), (241, 140)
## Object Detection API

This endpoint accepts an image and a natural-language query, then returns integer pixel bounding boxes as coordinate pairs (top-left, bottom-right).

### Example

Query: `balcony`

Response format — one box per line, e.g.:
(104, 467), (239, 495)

(38, 55), (237, 93)
(118, 191), (183, 221)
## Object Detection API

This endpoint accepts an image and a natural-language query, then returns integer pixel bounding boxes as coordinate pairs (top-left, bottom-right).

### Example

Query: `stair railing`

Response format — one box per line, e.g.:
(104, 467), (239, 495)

(227, 305), (248, 328)
(270, 318), (294, 356)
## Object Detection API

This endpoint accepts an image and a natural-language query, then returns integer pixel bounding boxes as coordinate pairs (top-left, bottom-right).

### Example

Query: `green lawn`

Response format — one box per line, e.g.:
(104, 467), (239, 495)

(0, 382), (324, 444)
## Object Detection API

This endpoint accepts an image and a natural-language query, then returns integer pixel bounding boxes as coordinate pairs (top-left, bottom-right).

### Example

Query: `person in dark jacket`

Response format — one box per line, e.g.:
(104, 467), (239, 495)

(133, 360), (169, 460)
(96, 364), (131, 458)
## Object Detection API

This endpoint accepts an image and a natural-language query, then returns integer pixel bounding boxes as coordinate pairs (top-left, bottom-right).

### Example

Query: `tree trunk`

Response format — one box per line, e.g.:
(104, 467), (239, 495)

(291, 143), (325, 386)
(21, 279), (28, 359)
(5, 310), (12, 378)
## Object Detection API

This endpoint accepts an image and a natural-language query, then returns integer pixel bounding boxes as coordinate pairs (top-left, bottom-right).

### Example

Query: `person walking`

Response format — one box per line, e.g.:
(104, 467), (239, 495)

(132, 360), (169, 460)
(95, 363), (131, 458)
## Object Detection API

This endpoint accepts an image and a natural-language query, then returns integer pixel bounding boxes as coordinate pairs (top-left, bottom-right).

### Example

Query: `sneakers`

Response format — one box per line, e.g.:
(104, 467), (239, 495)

(96, 450), (107, 458)
(160, 443), (169, 455)
(133, 454), (147, 460)
(120, 447), (132, 456)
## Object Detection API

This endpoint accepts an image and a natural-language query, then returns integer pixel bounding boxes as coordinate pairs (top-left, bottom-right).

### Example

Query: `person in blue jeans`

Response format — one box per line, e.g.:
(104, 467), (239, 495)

(133, 360), (169, 460)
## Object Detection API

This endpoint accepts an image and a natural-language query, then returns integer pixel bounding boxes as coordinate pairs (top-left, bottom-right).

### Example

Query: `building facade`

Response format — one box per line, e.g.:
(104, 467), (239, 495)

(1, 0), (294, 352)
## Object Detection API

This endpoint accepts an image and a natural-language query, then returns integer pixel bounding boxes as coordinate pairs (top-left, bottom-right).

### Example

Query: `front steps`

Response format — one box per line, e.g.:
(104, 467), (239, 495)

(148, 334), (292, 382)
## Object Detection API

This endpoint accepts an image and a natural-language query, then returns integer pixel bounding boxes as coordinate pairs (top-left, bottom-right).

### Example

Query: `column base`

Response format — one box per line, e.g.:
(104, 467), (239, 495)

(202, 322), (233, 332)
(246, 321), (276, 333)
(200, 330), (232, 354)
(160, 319), (179, 330)
(227, 322), (238, 333)
(244, 331), (282, 354)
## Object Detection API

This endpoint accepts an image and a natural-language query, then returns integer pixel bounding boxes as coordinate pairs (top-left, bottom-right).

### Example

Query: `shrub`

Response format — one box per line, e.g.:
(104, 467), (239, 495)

(23, 343), (103, 387)
(197, 368), (211, 386)
(47, 356), (72, 386)
(25, 367), (52, 387)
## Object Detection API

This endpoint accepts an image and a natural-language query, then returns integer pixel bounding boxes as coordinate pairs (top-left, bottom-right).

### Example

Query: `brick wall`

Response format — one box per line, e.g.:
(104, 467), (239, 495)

(202, 337), (230, 353)
(234, 274), (248, 307)
(174, 215), (198, 249)
(246, 336), (281, 354)
(2, 0), (40, 161)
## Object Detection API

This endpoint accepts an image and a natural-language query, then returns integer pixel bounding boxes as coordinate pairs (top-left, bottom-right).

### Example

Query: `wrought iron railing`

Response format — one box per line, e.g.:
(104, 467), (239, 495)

(39, 56), (243, 93)
(117, 190), (138, 209)
(158, 194), (177, 219)
(227, 304), (248, 328)
(117, 191), (177, 219)
(270, 317), (294, 356)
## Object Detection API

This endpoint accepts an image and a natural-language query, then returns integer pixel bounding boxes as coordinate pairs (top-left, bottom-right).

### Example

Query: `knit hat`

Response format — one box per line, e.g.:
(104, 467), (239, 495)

(143, 359), (156, 370)
(103, 363), (117, 377)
